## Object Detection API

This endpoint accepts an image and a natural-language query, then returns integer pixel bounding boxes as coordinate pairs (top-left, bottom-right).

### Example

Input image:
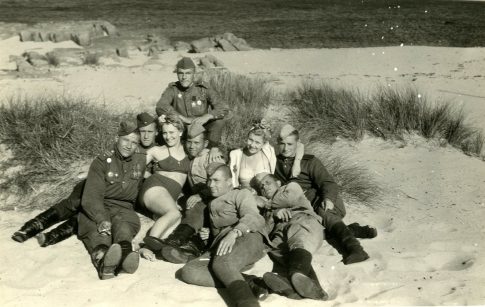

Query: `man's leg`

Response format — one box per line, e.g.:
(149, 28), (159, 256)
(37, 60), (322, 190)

(204, 118), (227, 148)
(37, 215), (78, 247)
(111, 207), (141, 274)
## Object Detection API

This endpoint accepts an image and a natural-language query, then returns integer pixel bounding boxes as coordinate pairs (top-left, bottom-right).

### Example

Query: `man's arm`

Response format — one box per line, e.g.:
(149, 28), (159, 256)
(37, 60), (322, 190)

(81, 158), (109, 225)
(233, 190), (266, 235)
(206, 87), (229, 120)
(155, 85), (182, 117)
(308, 158), (340, 204)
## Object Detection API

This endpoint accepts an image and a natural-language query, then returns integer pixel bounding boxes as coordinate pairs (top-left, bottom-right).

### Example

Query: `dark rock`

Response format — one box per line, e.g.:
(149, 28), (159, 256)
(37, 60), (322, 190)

(100, 21), (118, 36)
(217, 38), (237, 51)
(51, 31), (71, 43)
(116, 47), (130, 58)
(173, 41), (191, 52)
(231, 37), (252, 51)
(19, 31), (34, 42)
(190, 37), (216, 53)
(71, 32), (92, 46)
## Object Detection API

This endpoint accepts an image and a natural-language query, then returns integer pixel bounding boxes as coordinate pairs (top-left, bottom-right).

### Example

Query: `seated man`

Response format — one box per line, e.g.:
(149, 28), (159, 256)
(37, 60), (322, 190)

(142, 124), (225, 263)
(275, 124), (372, 265)
(11, 112), (158, 247)
(254, 173), (328, 301)
(77, 119), (146, 280)
(177, 163), (269, 307)
(155, 57), (229, 150)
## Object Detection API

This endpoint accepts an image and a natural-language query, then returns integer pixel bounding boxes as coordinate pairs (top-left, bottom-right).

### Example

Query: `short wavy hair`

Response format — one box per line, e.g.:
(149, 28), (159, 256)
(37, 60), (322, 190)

(161, 113), (185, 132)
(248, 119), (272, 143)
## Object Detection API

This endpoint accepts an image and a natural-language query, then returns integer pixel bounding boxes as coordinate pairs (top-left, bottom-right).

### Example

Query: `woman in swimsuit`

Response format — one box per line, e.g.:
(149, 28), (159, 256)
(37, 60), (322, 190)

(229, 120), (303, 191)
(140, 115), (190, 241)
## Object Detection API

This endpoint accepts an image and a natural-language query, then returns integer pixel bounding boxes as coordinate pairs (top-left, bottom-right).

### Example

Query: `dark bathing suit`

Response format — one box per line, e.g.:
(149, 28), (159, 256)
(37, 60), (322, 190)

(139, 147), (191, 201)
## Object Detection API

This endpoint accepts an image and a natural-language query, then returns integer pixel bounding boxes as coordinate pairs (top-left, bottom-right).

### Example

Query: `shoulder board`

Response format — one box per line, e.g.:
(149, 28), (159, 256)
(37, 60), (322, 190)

(302, 154), (315, 160)
(169, 81), (177, 86)
(98, 149), (115, 159)
(195, 81), (209, 89)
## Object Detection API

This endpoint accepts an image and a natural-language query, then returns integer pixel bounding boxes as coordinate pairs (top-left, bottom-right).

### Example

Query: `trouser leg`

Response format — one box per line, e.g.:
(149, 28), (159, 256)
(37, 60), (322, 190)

(111, 207), (141, 244)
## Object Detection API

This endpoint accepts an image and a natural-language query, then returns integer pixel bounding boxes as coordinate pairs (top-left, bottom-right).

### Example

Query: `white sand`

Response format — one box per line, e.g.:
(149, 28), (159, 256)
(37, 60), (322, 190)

(0, 38), (484, 306)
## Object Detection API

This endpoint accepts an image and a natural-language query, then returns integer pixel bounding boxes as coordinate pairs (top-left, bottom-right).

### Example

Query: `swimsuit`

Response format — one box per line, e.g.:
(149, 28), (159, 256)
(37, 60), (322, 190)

(140, 147), (190, 201)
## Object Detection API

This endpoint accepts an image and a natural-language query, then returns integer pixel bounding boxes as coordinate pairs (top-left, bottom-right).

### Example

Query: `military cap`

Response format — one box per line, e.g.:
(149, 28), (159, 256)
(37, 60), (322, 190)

(176, 57), (196, 70)
(279, 124), (298, 139)
(206, 162), (228, 177)
(187, 123), (206, 138)
(136, 112), (156, 128)
(118, 119), (138, 136)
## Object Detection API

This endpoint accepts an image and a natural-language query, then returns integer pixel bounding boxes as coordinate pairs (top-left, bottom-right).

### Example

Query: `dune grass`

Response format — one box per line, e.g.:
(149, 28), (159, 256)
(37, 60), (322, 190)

(288, 82), (484, 156)
(204, 70), (274, 152)
(0, 95), (132, 210)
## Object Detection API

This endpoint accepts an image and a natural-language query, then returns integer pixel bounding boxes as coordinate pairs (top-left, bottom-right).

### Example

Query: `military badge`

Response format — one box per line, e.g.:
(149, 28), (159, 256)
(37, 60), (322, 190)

(177, 93), (182, 98)
(107, 171), (114, 177)
(107, 158), (112, 163)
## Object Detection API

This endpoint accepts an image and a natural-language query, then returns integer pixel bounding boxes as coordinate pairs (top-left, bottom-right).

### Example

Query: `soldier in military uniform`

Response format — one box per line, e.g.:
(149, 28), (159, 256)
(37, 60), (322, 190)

(11, 113), (158, 248)
(78, 119), (147, 280)
(155, 57), (229, 152)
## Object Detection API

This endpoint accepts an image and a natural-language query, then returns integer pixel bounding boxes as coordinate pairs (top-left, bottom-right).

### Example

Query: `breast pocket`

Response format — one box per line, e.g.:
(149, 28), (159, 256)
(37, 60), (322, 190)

(190, 95), (208, 116)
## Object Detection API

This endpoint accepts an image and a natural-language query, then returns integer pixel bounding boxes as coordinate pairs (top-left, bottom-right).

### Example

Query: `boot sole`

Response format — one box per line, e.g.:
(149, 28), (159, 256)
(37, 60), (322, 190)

(12, 232), (29, 243)
(263, 272), (302, 299)
(291, 272), (329, 301)
(161, 246), (195, 264)
(99, 244), (122, 280)
(344, 251), (369, 265)
(121, 251), (139, 274)
(143, 236), (165, 252)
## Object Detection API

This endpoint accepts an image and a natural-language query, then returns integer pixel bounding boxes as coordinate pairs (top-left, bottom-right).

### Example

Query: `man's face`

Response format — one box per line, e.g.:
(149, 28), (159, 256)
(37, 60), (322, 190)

(185, 134), (208, 159)
(177, 68), (195, 88)
(259, 175), (281, 199)
(246, 133), (265, 155)
(207, 169), (233, 198)
(278, 135), (298, 158)
(139, 122), (157, 148)
(116, 132), (140, 158)
(162, 124), (182, 147)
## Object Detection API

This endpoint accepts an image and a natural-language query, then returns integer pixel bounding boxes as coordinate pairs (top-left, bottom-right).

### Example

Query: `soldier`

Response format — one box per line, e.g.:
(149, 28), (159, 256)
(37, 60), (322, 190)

(274, 124), (372, 265)
(78, 119), (147, 280)
(11, 113), (158, 248)
(155, 57), (229, 154)
(178, 163), (269, 307)
(254, 173), (328, 301)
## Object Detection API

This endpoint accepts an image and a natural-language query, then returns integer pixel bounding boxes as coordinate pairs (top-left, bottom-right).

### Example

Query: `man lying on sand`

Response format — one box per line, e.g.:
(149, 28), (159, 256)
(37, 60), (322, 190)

(156, 57), (229, 160)
(11, 112), (158, 247)
(275, 124), (376, 264)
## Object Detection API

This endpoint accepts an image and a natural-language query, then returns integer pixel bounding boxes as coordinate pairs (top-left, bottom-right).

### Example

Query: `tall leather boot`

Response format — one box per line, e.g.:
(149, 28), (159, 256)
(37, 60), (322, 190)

(348, 222), (378, 239)
(262, 272), (303, 300)
(37, 215), (78, 247)
(329, 221), (369, 265)
(91, 244), (122, 280)
(288, 248), (328, 300)
(118, 241), (139, 274)
(12, 208), (60, 243)
(244, 274), (269, 301)
(143, 224), (195, 252)
(226, 280), (260, 307)
(161, 234), (207, 264)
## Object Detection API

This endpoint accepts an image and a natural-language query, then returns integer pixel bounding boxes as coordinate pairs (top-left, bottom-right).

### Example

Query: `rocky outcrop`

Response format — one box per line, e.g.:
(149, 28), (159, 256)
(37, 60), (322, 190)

(190, 33), (252, 53)
(18, 20), (118, 47)
(198, 55), (225, 69)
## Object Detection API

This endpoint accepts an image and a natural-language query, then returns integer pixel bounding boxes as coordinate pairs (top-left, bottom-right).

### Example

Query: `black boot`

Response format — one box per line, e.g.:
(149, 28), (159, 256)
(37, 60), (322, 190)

(37, 215), (78, 247)
(12, 208), (60, 242)
(226, 280), (260, 307)
(118, 241), (139, 274)
(348, 222), (378, 239)
(91, 244), (122, 280)
(329, 221), (369, 265)
(244, 274), (269, 301)
(161, 234), (206, 264)
(262, 272), (303, 300)
(143, 224), (195, 252)
(288, 248), (328, 300)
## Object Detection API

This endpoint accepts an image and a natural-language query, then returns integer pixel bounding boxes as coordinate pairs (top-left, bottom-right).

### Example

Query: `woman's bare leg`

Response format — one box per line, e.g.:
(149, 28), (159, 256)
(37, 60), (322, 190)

(143, 187), (181, 238)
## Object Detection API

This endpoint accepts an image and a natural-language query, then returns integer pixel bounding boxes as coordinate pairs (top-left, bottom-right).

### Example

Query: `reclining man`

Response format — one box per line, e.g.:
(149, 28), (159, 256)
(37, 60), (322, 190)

(155, 57), (229, 160)
(275, 124), (374, 265)
(77, 118), (147, 280)
(11, 112), (158, 248)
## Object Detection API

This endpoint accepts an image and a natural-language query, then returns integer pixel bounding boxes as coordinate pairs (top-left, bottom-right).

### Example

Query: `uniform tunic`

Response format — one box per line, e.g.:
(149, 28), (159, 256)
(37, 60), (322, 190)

(78, 146), (147, 252)
(274, 154), (346, 228)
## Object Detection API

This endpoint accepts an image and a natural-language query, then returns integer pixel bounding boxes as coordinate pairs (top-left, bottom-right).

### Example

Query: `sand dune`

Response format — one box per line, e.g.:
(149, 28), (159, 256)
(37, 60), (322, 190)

(0, 37), (484, 306)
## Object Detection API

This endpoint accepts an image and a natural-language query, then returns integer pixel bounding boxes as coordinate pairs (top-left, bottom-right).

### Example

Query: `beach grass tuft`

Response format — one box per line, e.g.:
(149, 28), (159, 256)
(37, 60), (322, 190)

(288, 82), (484, 156)
(0, 95), (132, 210)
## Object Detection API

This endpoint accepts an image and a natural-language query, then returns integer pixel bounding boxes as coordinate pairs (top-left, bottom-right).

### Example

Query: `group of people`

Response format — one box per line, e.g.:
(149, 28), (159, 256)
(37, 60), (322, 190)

(11, 57), (377, 307)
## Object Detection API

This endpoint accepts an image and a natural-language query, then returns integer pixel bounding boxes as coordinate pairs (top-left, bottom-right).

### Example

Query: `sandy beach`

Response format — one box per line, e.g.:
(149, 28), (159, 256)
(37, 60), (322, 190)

(0, 35), (484, 306)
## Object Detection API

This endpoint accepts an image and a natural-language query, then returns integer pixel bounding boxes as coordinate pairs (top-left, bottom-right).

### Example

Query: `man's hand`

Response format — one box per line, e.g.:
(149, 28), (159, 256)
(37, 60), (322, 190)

(97, 221), (112, 235)
(208, 147), (225, 164)
(179, 115), (194, 124)
(199, 227), (210, 241)
(324, 199), (335, 211)
(186, 194), (202, 210)
(275, 208), (292, 222)
(192, 114), (214, 126)
(216, 230), (238, 256)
